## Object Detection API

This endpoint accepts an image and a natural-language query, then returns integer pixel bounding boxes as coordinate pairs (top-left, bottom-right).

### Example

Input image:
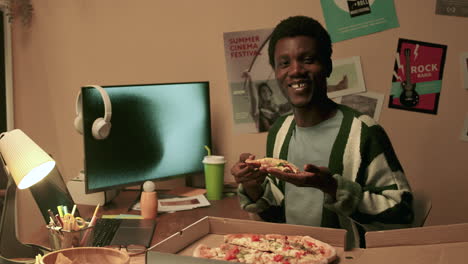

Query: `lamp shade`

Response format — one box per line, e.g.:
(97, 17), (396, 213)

(0, 129), (56, 189)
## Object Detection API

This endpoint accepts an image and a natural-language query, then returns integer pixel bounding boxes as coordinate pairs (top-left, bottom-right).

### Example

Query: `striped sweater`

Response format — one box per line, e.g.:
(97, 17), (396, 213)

(238, 105), (414, 249)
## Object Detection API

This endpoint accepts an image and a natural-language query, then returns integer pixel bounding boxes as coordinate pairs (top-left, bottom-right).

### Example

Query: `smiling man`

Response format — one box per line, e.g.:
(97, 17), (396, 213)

(231, 16), (414, 249)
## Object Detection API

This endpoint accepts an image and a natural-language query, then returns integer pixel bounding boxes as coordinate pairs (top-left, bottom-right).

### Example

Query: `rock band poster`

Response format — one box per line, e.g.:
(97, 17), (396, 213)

(389, 38), (447, 115)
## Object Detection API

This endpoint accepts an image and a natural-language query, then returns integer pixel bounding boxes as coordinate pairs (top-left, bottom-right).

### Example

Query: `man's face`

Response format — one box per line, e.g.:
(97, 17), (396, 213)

(259, 85), (272, 101)
(273, 36), (327, 108)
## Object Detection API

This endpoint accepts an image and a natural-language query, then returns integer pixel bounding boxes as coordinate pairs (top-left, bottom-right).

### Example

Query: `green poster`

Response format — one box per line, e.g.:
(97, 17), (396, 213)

(320, 0), (399, 43)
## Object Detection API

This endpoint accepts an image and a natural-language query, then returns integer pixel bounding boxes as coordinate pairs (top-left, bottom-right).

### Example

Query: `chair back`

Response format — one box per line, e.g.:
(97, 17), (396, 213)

(411, 189), (432, 227)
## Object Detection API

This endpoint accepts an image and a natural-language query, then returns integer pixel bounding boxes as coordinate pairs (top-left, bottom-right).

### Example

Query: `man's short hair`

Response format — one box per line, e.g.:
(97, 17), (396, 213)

(268, 16), (333, 77)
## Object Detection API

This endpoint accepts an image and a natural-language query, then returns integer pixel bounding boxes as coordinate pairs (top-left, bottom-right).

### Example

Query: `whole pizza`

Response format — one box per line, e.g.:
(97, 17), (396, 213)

(193, 233), (337, 264)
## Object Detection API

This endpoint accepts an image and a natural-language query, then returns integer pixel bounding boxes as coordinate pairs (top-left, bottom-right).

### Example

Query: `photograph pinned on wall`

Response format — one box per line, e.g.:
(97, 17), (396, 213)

(333, 91), (385, 121)
(461, 52), (468, 90)
(320, 0), (399, 43)
(436, 0), (468, 18)
(460, 113), (468, 142)
(223, 28), (292, 134)
(327, 56), (366, 99)
(389, 38), (447, 115)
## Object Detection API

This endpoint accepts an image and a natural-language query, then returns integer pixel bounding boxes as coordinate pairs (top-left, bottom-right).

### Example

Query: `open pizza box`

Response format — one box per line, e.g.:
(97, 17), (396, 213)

(359, 223), (468, 263)
(146, 216), (355, 263)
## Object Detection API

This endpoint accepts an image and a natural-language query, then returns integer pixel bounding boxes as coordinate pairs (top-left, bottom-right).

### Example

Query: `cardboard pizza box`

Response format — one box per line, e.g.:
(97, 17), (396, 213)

(365, 223), (468, 248)
(355, 223), (468, 264)
(147, 216), (355, 263)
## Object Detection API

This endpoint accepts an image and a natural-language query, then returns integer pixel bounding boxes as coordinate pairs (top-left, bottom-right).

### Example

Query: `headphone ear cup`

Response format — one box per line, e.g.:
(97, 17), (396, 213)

(74, 114), (84, 134)
(92, 117), (111, 140)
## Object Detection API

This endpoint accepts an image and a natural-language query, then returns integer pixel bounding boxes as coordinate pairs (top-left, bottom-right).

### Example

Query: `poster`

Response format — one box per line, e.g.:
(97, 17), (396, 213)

(223, 28), (292, 134)
(320, 0), (399, 43)
(436, 0), (468, 17)
(389, 39), (447, 115)
(327, 56), (366, 98)
(334, 91), (385, 121)
(461, 52), (468, 90)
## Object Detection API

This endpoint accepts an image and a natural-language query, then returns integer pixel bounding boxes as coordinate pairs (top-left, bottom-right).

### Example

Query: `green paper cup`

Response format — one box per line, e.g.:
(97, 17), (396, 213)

(202, 155), (226, 200)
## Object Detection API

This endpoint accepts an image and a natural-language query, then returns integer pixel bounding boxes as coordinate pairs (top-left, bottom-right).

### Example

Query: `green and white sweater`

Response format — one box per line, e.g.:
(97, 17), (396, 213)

(238, 105), (414, 249)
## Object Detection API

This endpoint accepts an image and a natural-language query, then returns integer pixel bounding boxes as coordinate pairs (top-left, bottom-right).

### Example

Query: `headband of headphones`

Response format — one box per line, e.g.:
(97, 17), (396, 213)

(75, 85), (112, 140)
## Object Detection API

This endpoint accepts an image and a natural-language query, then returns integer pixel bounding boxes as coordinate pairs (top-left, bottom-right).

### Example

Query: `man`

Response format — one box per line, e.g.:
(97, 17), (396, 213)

(231, 16), (413, 249)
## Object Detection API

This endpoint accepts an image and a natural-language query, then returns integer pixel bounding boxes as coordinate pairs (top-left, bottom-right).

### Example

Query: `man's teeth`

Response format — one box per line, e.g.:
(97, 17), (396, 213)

(291, 83), (306, 89)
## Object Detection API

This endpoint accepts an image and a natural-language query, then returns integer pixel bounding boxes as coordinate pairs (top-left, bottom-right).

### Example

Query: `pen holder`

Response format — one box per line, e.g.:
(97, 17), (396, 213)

(47, 225), (95, 250)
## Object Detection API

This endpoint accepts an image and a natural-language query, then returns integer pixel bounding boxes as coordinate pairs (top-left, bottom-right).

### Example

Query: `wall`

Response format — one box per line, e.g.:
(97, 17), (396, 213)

(10, 0), (468, 240)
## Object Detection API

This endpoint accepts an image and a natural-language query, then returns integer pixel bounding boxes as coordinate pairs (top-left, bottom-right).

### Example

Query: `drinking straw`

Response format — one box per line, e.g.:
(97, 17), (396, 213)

(204, 145), (212, 156)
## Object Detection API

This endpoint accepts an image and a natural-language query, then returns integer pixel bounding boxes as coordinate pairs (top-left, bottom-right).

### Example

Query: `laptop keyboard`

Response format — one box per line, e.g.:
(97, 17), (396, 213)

(92, 218), (122, 247)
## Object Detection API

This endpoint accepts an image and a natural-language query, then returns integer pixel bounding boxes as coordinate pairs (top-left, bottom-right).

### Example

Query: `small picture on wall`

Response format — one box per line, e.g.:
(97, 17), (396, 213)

(461, 52), (468, 90)
(333, 91), (384, 121)
(327, 56), (366, 99)
(436, 0), (468, 18)
(461, 113), (468, 142)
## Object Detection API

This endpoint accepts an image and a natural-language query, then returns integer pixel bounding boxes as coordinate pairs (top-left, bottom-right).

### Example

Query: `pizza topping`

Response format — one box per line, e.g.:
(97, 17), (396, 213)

(283, 245), (293, 251)
(251, 234), (261, 241)
(273, 254), (284, 262)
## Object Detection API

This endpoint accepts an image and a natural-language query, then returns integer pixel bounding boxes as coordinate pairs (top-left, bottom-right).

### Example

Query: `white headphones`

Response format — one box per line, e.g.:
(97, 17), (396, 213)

(74, 85), (112, 140)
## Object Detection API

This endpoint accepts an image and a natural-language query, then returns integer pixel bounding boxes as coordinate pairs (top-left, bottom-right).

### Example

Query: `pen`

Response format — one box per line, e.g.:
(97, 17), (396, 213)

(47, 209), (59, 226)
(55, 214), (63, 227)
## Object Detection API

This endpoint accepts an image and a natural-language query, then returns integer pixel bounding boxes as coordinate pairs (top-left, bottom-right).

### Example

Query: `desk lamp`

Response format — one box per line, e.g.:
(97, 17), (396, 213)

(0, 129), (55, 264)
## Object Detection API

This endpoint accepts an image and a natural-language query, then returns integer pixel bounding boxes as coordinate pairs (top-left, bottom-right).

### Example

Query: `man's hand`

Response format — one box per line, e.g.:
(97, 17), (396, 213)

(230, 153), (267, 201)
(266, 164), (337, 198)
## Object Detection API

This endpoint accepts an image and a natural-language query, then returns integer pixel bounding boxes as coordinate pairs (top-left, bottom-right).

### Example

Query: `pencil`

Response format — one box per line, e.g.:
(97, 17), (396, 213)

(89, 203), (100, 227)
(79, 203), (100, 246)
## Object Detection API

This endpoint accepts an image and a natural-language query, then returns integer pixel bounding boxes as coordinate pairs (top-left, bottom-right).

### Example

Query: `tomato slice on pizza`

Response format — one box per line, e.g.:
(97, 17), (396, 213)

(245, 157), (300, 173)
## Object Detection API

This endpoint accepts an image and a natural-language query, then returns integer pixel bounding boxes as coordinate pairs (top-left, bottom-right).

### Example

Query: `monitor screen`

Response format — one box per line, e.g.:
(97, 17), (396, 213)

(82, 82), (211, 193)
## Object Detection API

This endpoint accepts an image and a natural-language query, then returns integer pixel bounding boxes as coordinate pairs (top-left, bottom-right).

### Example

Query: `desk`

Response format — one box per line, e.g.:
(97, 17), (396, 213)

(26, 191), (468, 264)
(27, 190), (250, 263)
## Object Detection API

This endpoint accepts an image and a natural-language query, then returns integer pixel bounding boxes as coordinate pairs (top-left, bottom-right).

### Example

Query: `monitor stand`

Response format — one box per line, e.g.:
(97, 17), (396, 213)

(66, 169), (118, 206)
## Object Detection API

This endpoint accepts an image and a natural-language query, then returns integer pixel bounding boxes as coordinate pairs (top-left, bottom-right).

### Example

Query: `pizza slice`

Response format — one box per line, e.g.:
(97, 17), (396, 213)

(223, 234), (336, 264)
(193, 243), (263, 263)
(245, 157), (299, 173)
(286, 236), (337, 263)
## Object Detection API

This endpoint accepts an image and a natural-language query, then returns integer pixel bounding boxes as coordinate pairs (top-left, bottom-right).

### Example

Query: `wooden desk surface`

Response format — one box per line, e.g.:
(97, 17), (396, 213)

(27, 190), (250, 263)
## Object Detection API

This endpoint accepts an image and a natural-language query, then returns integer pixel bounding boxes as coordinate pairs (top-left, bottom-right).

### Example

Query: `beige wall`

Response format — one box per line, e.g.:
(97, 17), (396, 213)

(10, 0), (468, 240)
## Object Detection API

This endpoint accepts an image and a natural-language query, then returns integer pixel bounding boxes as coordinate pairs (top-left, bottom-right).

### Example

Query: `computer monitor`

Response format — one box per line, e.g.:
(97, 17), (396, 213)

(81, 82), (211, 193)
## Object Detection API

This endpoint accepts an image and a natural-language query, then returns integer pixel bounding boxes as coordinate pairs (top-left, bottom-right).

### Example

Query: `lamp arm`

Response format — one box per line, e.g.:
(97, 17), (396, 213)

(0, 177), (50, 263)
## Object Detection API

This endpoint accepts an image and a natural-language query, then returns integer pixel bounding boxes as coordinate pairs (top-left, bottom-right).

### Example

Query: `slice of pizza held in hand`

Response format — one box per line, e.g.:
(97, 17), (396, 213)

(245, 157), (300, 174)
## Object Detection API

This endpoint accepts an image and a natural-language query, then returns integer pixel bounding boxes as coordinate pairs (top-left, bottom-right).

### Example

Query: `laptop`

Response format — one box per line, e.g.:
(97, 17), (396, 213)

(92, 218), (156, 247)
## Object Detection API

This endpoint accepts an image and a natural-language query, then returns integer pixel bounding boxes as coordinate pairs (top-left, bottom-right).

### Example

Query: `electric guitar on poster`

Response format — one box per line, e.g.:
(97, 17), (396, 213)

(399, 48), (419, 107)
